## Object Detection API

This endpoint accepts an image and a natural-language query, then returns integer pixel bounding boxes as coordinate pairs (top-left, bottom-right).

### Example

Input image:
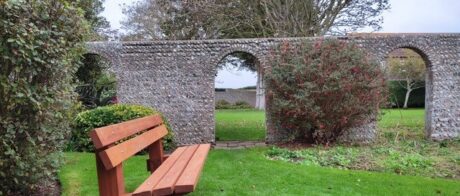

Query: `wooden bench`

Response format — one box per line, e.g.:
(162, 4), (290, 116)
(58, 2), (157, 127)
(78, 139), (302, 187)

(89, 114), (211, 196)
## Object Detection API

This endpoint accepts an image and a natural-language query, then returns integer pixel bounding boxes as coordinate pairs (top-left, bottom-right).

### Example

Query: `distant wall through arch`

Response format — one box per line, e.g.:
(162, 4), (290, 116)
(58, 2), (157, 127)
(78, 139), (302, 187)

(215, 89), (256, 107)
(213, 48), (266, 110)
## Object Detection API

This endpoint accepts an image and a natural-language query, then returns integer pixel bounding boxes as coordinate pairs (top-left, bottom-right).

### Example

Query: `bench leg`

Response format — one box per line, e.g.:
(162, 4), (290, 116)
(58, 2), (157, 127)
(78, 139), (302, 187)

(147, 140), (164, 173)
(96, 153), (125, 196)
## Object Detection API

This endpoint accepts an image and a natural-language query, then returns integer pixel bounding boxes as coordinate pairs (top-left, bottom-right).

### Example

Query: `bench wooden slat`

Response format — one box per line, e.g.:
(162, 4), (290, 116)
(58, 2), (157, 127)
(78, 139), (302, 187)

(99, 125), (168, 169)
(174, 144), (211, 194)
(90, 115), (163, 149)
(132, 147), (187, 196)
(153, 145), (199, 196)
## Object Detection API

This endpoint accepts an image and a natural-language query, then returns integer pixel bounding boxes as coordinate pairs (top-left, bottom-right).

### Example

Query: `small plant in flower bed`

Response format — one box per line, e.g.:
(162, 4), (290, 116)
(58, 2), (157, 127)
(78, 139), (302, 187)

(267, 146), (360, 169)
(384, 149), (433, 175)
(266, 39), (387, 144)
(69, 104), (174, 152)
(266, 138), (460, 179)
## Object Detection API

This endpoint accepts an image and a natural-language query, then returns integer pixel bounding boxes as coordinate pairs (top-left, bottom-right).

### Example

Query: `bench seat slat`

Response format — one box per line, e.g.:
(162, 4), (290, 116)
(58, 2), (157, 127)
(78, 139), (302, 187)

(90, 115), (163, 149)
(153, 145), (199, 196)
(174, 144), (211, 194)
(99, 125), (168, 169)
(132, 147), (187, 196)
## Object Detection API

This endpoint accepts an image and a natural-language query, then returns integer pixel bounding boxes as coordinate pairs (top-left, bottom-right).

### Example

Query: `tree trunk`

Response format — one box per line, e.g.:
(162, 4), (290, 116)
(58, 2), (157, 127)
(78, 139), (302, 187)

(403, 90), (411, 108)
(255, 70), (265, 110)
(403, 81), (412, 108)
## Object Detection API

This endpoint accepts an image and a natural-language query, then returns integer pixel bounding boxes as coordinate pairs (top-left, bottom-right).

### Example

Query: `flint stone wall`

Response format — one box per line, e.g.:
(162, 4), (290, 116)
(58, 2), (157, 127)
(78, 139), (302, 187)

(87, 33), (460, 145)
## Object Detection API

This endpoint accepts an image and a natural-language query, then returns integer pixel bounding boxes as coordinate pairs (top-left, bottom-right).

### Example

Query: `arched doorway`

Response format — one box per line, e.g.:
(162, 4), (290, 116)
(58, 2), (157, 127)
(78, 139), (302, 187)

(76, 53), (117, 109)
(384, 47), (432, 139)
(214, 51), (267, 142)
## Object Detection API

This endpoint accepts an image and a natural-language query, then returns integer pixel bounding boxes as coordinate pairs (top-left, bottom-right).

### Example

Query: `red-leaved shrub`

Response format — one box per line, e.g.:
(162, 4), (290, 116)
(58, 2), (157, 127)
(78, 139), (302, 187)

(266, 39), (387, 144)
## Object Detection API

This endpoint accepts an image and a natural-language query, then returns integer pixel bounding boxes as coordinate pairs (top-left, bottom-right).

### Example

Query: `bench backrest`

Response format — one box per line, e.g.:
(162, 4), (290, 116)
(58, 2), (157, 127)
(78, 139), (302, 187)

(89, 114), (167, 169)
(89, 114), (171, 196)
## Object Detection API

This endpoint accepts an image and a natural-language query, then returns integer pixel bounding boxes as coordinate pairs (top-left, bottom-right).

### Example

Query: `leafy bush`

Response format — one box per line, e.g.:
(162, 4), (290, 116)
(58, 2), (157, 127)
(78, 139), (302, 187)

(215, 100), (253, 109)
(234, 101), (253, 108)
(266, 39), (387, 144)
(0, 0), (88, 194)
(69, 104), (174, 152)
(216, 100), (232, 109)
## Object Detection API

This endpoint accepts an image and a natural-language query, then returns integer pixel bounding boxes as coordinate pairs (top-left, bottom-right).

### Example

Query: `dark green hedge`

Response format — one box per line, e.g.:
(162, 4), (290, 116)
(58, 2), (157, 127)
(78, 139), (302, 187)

(69, 104), (175, 152)
(388, 81), (425, 108)
(0, 1), (88, 193)
(215, 100), (253, 109)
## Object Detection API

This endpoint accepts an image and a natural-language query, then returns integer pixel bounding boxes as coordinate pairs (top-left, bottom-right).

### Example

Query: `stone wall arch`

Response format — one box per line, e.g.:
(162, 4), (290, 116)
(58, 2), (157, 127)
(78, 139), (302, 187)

(212, 46), (267, 73)
(85, 42), (122, 72)
(214, 47), (268, 104)
(212, 46), (269, 140)
(380, 42), (436, 138)
(382, 44), (434, 67)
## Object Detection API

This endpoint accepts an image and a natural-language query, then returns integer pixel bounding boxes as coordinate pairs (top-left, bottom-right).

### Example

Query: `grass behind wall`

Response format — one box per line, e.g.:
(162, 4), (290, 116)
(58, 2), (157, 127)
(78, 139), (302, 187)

(215, 109), (266, 141)
(214, 108), (426, 141)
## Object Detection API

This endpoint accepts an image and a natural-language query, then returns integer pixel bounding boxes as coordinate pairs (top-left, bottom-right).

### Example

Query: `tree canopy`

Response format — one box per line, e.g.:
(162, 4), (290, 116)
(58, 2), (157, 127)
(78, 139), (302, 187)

(75, 0), (111, 40)
(122, 0), (390, 40)
(121, 0), (390, 70)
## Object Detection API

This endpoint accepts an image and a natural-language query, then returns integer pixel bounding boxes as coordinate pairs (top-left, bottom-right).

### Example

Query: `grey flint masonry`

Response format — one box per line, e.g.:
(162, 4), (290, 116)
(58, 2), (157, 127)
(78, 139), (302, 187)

(87, 33), (460, 145)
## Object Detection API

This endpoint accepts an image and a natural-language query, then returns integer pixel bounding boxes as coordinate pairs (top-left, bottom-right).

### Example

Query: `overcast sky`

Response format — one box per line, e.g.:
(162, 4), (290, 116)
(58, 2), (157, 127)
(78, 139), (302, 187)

(101, 0), (460, 89)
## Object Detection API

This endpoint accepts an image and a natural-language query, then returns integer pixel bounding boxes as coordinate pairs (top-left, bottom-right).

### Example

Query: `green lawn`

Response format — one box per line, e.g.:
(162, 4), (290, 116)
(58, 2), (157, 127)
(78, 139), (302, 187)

(378, 108), (428, 141)
(215, 108), (425, 141)
(216, 109), (425, 141)
(379, 108), (425, 130)
(215, 109), (266, 141)
(60, 149), (460, 196)
(60, 108), (460, 195)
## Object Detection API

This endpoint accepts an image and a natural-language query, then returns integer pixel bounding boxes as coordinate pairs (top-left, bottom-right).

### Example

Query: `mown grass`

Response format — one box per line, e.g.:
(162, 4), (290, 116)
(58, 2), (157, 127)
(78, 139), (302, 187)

(60, 149), (460, 196)
(215, 109), (266, 141)
(60, 108), (460, 195)
(214, 108), (424, 141)
(379, 108), (426, 136)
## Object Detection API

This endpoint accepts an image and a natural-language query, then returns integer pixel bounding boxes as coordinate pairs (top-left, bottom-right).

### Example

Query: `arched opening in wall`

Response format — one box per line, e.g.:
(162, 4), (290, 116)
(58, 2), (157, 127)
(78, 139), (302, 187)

(214, 51), (266, 142)
(76, 53), (117, 109)
(384, 48), (431, 139)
